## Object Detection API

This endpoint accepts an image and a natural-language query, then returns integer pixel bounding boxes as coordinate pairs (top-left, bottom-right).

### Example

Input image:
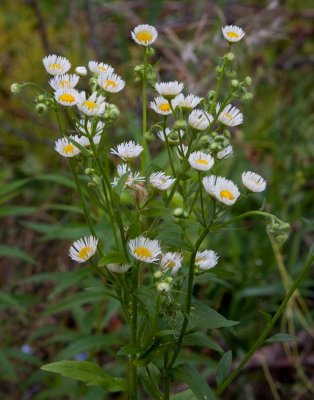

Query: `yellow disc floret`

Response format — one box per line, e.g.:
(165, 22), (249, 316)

(220, 190), (235, 200)
(134, 246), (152, 258)
(136, 31), (153, 43)
(59, 93), (75, 103)
(78, 246), (92, 260)
(159, 103), (171, 112)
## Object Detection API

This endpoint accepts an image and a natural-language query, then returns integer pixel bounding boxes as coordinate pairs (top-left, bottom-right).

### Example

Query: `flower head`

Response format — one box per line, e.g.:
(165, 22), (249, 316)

(54, 88), (80, 106)
(172, 94), (202, 111)
(203, 175), (240, 205)
(106, 264), (130, 273)
(43, 55), (71, 75)
(188, 109), (213, 131)
(98, 71), (125, 93)
(69, 236), (98, 263)
(195, 250), (219, 271)
(49, 74), (79, 90)
(242, 171), (266, 192)
(188, 151), (214, 171)
(150, 96), (172, 115)
(217, 145), (233, 160)
(54, 136), (81, 157)
(77, 92), (107, 116)
(88, 61), (114, 75)
(216, 103), (243, 127)
(150, 171), (175, 190)
(129, 236), (161, 263)
(222, 25), (245, 43)
(111, 163), (145, 188)
(111, 141), (143, 161)
(131, 24), (158, 46)
(155, 81), (184, 100)
(160, 252), (183, 275)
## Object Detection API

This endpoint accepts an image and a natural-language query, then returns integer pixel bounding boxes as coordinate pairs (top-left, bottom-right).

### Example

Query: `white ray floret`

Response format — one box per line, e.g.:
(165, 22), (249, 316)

(76, 119), (105, 136)
(155, 81), (184, 100)
(160, 252), (183, 275)
(157, 128), (184, 143)
(54, 88), (80, 106)
(75, 66), (87, 76)
(242, 171), (267, 192)
(176, 144), (188, 160)
(172, 94), (202, 110)
(54, 137), (81, 157)
(188, 109), (213, 131)
(77, 91), (107, 116)
(195, 250), (219, 271)
(98, 71), (125, 93)
(216, 103), (243, 126)
(150, 96), (172, 115)
(217, 145), (233, 160)
(222, 25), (245, 43)
(88, 61), (114, 75)
(69, 236), (98, 263)
(106, 264), (130, 273)
(150, 171), (175, 190)
(49, 74), (79, 90)
(129, 236), (161, 263)
(188, 151), (214, 171)
(78, 133), (101, 147)
(110, 141), (143, 161)
(202, 175), (218, 196)
(131, 24), (158, 46)
(43, 55), (71, 75)
(111, 163), (145, 188)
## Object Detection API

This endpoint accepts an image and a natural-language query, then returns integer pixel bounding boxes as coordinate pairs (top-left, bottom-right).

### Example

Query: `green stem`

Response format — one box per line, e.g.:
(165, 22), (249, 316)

(130, 265), (139, 400)
(198, 172), (206, 225)
(142, 47), (148, 175)
(216, 252), (314, 396)
(163, 352), (170, 399)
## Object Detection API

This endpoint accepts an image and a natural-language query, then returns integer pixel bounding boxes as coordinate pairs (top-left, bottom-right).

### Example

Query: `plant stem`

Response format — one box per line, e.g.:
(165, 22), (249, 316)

(142, 47), (148, 175)
(198, 172), (206, 225)
(215, 252), (314, 396)
(163, 352), (170, 399)
(129, 264), (139, 399)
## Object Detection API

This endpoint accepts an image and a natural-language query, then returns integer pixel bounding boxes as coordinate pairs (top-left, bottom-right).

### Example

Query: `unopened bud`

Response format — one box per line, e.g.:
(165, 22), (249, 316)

(154, 271), (163, 279)
(207, 90), (215, 100)
(157, 281), (170, 292)
(173, 120), (187, 130)
(226, 52), (235, 62)
(85, 168), (95, 175)
(10, 83), (23, 94)
(215, 135), (225, 143)
(165, 277), (173, 284)
(242, 92), (253, 102)
(210, 143), (219, 151)
(231, 79), (239, 88)
(75, 66), (87, 76)
(146, 47), (155, 57)
(35, 103), (47, 114)
(223, 129), (231, 139)
(216, 66), (223, 74)
(245, 76), (252, 86)
(173, 208), (184, 217)
(104, 104), (120, 122)
(37, 94), (45, 102)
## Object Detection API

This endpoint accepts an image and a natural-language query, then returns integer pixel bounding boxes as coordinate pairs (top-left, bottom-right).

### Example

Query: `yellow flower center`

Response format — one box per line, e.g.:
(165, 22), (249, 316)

(106, 79), (117, 88)
(60, 80), (70, 87)
(83, 100), (97, 110)
(227, 31), (239, 39)
(78, 246), (92, 259)
(220, 190), (234, 200)
(136, 31), (153, 43)
(196, 159), (209, 165)
(134, 246), (152, 258)
(159, 103), (171, 112)
(59, 93), (75, 103)
(63, 143), (75, 154)
(98, 66), (107, 72)
(50, 63), (61, 70)
(225, 113), (233, 119)
(195, 257), (206, 264)
(166, 260), (176, 268)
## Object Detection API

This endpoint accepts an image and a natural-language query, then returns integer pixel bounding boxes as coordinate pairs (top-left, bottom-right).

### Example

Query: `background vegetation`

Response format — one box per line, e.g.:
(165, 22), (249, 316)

(0, 0), (313, 399)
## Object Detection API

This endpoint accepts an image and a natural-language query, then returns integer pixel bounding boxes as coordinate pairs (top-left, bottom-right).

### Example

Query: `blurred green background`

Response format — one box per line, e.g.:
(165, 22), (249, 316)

(0, 0), (313, 399)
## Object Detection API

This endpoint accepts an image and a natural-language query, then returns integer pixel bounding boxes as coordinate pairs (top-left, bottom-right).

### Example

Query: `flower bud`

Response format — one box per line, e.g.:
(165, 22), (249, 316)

(215, 134), (225, 143)
(231, 79), (239, 88)
(173, 120), (187, 130)
(144, 131), (154, 141)
(165, 277), (173, 284)
(37, 94), (45, 102)
(10, 83), (23, 94)
(207, 90), (215, 100)
(85, 168), (95, 175)
(198, 135), (211, 147)
(103, 104), (120, 122)
(157, 281), (170, 292)
(210, 143), (219, 151)
(75, 66), (87, 76)
(154, 271), (163, 279)
(242, 92), (253, 102)
(223, 138), (230, 147)
(226, 52), (235, 62)
(211, 131), (218, 138)
(146, 47), (155, 57)
(216, 66), (223, 74)
(223, 129), (231, 139)
(173, 208), (185, 218)
(35, 103), (47, 114)
(245, 76), (252, 86)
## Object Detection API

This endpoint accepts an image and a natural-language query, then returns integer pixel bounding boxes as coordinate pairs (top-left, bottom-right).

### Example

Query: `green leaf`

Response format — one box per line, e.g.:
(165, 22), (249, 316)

(0, 205), (38, 217)
(216, 351), (232, 385)
(68, 136), (91, 157)
(117, 344), (142, 356)
(45, 292), (105, 314)
(171, 389), (195, 400)
(171, 363), (215, 400)
(140, 207), (172, 218)
(35, 173), (76, 189)
(98, 251), (126, 266)
(113, 171), (131, 196)
(0, 244), (37, 265)
(0, 178), (31, 201)
(41, 361), (126, 392)
(183, 332), (223, 353)
(266, 333), (297, 343)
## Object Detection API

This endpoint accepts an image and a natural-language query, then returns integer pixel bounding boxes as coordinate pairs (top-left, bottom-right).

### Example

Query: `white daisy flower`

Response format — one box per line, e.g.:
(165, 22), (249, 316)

(176, 144), (188, 160)
(222, 25), (245, 43)
(150, 96), (172, 115)
(217, 145), (233, 160)
(75, 66), (87, 76)
(172, 94), (202, 110)
(157, 127), (184, 143)
(188, 151), (214, 171)
(49, 74), (79, 90)
(77, 91), (107, 116)
(54, 137), (81, 157)
(98, 71), (125, 93)
(43, 55), (71, 75)
(131, 24), (158, 46)
(155, 81), (184, 100)
(188, 109), (213, 131)
(78, 133), (101, 147)
(69, 236), (98, 263)
(88, 61), (114, 75)
(216, 103), (243, 127)
(242, 171), (267, 192)
(128, 236), (161, 263)
(150, 171), (175, 190)
(106, 264), (130, 273)
(160, 252), (183, 275)
(54, 88), (80, 106)
(110, 141), (143, 161)
(202, 175), (218, 196)
(111, 163), (145, 188)
(213, 177), (240, 205)
(195, 250), (219, 271)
